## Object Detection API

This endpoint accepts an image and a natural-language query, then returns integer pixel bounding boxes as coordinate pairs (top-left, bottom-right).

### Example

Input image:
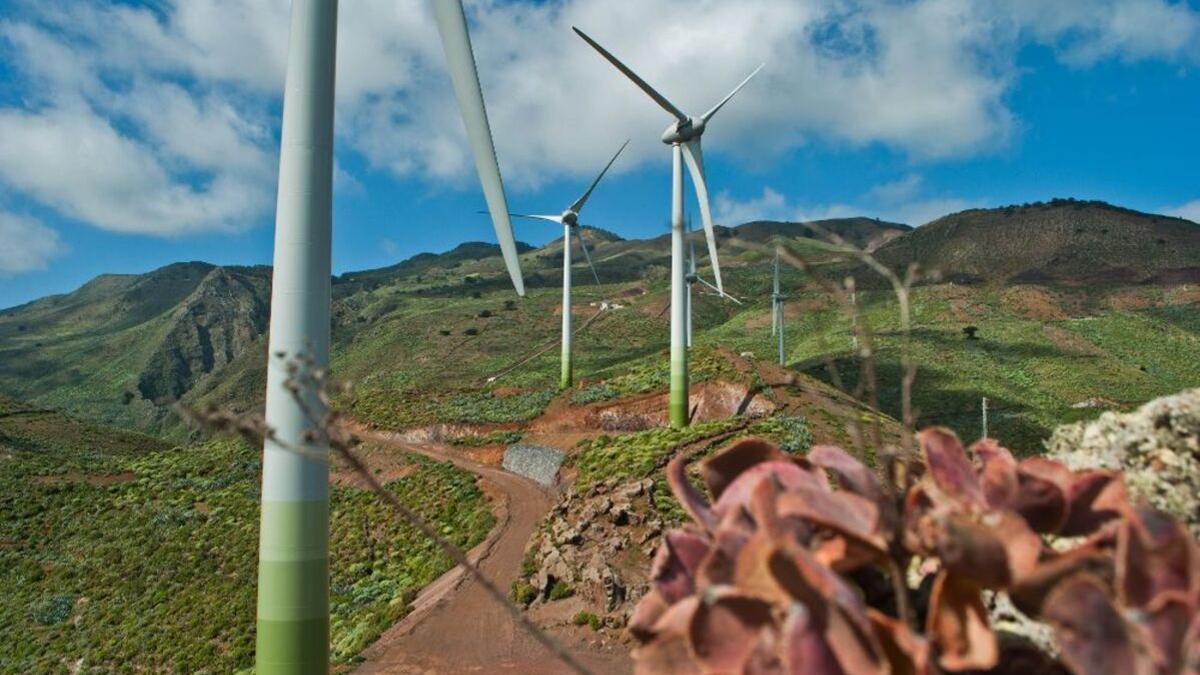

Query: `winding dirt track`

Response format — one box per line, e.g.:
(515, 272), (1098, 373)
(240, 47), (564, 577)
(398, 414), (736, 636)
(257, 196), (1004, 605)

(352, 433), (630, 675)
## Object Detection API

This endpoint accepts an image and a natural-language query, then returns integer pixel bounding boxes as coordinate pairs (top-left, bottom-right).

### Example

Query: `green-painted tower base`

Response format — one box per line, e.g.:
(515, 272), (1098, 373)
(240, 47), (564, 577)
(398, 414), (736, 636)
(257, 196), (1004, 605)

(560, 360), (572, 390)
(669, 362), (688, 428)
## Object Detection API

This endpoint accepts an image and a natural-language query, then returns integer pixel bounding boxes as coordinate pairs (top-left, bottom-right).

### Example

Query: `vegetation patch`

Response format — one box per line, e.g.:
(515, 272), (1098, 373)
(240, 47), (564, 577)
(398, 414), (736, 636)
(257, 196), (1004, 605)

(745, 415), (815, 453)
(0, 417), (492, 672)
(351, 388), (557, 430)
(448, 429), (524, 447)
(570, 419), (744, 491)
(572, 611), (603, 630)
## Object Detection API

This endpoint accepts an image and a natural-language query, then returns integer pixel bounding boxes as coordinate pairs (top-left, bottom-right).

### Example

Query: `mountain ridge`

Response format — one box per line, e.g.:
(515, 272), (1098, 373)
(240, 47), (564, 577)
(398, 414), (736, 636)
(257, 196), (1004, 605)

(2, 199), (1197, 436)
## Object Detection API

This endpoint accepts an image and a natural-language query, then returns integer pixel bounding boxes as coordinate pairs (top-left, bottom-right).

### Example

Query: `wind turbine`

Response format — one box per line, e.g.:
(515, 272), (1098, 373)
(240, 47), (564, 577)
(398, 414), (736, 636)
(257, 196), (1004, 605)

(771, 248), (787, 365)
(574, 27), (761, 427)
(504, 139), (628, 388)
(256, 1), (524, 671)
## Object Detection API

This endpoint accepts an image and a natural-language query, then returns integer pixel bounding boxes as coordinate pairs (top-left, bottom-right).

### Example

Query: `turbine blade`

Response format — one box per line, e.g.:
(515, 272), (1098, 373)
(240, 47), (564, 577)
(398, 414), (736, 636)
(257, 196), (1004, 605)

(575, 227), (602, 286)
(696, 275), (742, 304)
(771, 299), (778, 336)
(701, 63), (764, 123)
(688, 239), (697, 275)
(572, 27), (688, 123)
(680, 139), (723, 295)
(479, 210), (563, 223)
(433, 0), (525, 296)
(569, 139), (629, 214)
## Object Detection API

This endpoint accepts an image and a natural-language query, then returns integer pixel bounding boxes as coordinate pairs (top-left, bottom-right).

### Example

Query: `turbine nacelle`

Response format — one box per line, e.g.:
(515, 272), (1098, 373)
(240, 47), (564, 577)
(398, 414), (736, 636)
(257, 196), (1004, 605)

(561, 210), (580, 227)
(661, 117), (706, 145)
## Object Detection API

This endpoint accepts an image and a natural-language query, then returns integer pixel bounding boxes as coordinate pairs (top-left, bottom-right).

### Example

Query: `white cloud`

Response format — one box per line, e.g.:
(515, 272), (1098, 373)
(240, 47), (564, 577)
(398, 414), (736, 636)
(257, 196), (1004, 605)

(867, 175), (925, 204)
(0, 108), (269, 235)
(715, 175), (980, 227)
(1000, 0), (1200, 65)
(0, 0), (1197, 239)
(0, 212), (65, 274)
(1165, 200), (1200, 224)
(715, 187), (791, 224)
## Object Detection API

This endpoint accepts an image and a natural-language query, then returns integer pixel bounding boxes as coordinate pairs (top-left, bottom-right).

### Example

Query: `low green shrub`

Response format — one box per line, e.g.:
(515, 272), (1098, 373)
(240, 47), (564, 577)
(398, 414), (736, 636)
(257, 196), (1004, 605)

(571, 384), (619, 404)
(747, 415), (815, 453)
(510, 580), (537, 606)
(572, 611), (603, 630)
(548, 580), (575, 601)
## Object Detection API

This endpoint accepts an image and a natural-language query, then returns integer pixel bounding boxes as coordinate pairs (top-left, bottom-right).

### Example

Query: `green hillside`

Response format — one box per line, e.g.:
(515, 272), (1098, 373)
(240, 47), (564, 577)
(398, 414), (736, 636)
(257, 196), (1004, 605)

(2, 203), (1198, 452)
(0, 397), (492, 671)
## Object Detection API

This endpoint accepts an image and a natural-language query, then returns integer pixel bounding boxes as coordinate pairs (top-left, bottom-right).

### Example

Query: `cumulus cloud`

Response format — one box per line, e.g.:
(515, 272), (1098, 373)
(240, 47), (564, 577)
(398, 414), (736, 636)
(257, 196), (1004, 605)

(0, 0), (1197, 239)
(0, 108), (270, 235)
(1165, 200), (1200, 224)
(0, 212), (65, 274)
(715, 175), (979, 227)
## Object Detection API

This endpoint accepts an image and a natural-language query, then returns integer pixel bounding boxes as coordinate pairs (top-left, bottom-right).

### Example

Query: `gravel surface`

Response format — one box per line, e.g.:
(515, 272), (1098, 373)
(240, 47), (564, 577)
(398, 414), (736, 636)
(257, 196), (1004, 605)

(503, 444), (566, 487)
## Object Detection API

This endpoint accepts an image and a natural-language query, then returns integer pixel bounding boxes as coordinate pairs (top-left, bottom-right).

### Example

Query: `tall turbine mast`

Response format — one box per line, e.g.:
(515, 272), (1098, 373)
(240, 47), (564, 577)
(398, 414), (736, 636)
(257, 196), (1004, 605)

(256, 0), (338, 671)
(257, 1), (523, 670)
(574, 27), (761, 427)
(772, 248), (787, 366)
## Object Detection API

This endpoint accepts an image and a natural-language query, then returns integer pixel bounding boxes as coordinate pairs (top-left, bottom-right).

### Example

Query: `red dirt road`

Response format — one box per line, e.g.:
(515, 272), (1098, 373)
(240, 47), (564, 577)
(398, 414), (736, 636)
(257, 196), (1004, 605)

(352, 434), (631, 675)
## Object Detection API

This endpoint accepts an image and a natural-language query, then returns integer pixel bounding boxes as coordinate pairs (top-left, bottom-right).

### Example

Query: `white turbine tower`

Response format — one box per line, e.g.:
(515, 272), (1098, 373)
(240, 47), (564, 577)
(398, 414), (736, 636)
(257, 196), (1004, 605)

(771, 249), (787, 366)
(574, 27), (761, 427)
(256, 1), (524, 670)
(505, 140), (629, 388)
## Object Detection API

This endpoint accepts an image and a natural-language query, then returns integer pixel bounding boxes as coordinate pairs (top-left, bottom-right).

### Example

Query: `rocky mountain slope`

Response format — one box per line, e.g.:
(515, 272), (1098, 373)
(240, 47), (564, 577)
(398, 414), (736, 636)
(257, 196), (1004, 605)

(874, 198), (1200, 284)
(0, 263), (270, 430)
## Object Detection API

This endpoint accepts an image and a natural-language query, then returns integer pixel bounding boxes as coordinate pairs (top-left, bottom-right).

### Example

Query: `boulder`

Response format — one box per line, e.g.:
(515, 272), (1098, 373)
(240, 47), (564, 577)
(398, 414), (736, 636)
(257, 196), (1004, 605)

(1045, 388), (1200, 536)
(503, 443), (566, 487)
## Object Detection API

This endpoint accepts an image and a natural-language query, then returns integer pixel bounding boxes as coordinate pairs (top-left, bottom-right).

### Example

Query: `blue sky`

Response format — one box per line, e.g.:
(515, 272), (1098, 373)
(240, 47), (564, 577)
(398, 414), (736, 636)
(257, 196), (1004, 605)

(1, 0), (1199, 309)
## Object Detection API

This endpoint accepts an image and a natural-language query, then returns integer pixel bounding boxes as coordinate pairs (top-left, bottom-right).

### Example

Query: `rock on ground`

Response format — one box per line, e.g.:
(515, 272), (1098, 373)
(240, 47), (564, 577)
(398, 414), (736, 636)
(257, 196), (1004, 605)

(503, 443), (566, 487)
(1045, 387), (1200, 536)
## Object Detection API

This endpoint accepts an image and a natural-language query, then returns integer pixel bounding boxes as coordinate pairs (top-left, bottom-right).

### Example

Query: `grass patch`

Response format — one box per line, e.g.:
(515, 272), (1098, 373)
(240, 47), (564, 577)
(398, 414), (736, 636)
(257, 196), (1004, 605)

(570, 419), (744, 491)
(746, 415), (815, 453)
(449, 429), (524, 447)
(351, 388), (557, 430)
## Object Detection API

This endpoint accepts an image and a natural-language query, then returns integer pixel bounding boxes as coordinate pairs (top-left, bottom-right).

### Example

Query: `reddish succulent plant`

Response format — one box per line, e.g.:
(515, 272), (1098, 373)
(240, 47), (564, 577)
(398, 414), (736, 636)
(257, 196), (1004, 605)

(629, 429), (1200, 674)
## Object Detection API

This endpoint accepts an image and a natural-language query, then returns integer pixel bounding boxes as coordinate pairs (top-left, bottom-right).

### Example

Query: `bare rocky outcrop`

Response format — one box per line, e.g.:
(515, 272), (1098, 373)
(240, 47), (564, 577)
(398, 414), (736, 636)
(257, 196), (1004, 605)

(586, 380), (776, 432)
(136, 267), (269, 403)
(523, 477), (664, 633)
(1045, 387), (1200, 536)
(986, 388), (1200, 655)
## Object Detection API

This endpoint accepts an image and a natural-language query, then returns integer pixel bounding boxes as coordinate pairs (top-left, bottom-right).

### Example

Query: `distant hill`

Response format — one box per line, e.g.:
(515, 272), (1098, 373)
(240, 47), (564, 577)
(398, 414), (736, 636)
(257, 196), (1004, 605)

(337, 240), (536, 293)
(728, 217), (910, 250)
(0, 262), (271, 430)
(874, 199), (1200, 284)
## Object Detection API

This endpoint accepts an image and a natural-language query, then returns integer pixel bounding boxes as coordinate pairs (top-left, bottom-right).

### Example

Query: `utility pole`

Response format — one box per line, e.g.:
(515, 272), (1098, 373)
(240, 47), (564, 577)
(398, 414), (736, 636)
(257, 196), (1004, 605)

(981, 396), (989, 439)
(851, 288), (859, 351)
